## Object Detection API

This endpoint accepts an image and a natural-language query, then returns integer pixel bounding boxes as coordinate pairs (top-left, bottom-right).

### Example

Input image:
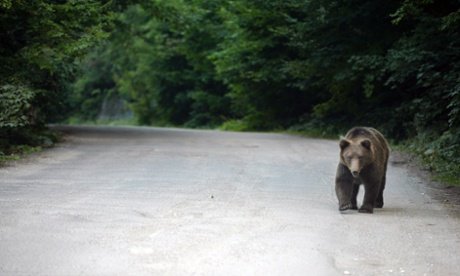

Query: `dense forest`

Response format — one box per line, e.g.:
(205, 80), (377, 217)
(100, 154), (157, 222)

(1, 0), (459, 183)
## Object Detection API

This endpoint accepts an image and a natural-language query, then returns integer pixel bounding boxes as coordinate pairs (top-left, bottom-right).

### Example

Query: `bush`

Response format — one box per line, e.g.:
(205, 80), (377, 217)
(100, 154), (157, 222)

(408, 128), (460, 184)
(219, 119), (251, 132)
(0, 84), (37, 128)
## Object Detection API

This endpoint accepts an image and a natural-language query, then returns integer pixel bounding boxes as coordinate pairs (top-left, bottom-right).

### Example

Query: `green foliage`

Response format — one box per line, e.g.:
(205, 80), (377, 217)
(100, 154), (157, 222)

(0, 126), (59, 158)
(0, 0), (114, 156)
(212, 1), (319, 129)
(406, 128), (460, 184)
(219, 120), (251, 132)
(0, 0), (114, 116)
(0, 85), (37, 128)
(73, 1), (233, 127)
(70, 45), (125, 121)
(0, 0), (11, 9)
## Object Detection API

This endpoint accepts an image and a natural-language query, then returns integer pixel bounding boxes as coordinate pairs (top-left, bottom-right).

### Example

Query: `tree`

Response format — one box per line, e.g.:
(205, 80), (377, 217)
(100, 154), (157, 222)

(0, 0), (112, 152)
(77, 0), (233, 127)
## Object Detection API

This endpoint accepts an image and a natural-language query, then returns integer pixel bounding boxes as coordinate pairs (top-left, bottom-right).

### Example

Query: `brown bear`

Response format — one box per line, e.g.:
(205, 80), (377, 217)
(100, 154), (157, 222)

(335, 127), (390, 213)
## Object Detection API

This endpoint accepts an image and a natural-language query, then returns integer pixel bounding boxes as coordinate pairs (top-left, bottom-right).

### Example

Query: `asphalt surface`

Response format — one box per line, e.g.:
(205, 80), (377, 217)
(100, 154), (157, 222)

(0, 125), (459, 276)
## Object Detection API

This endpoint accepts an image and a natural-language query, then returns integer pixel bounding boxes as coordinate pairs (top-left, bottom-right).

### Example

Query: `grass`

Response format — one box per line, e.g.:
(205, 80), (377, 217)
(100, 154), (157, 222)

(66, 117), (138, 126)
(0, 145), (43, 165)
(396, 143), (460, 186)
(219, 119), (252, 132)
(0, 127), (60, 166)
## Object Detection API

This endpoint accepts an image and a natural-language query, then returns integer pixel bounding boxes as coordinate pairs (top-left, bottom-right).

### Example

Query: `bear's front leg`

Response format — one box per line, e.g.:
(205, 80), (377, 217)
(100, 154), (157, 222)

(350, 183), (360, 210)
(359, 176), (381, 214)
(335, 163), (354, 211)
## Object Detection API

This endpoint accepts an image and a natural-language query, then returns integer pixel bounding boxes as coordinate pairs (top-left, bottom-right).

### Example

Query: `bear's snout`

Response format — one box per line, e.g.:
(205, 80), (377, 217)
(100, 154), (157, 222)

(351, 170), (360, 177)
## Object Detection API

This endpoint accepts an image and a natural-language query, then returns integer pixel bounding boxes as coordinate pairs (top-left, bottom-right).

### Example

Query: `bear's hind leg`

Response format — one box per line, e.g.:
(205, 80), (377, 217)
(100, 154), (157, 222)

(375, 182), (385, 208)
(375, 170), (387, 208)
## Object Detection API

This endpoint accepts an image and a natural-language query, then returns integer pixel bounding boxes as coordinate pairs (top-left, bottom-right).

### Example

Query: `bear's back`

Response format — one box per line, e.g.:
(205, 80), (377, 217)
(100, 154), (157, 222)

(345, 127), (375, 139)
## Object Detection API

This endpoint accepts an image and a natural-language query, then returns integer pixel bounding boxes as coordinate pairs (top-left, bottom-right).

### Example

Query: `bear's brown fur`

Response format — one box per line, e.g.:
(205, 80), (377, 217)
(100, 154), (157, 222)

(335, 127), (390, 213)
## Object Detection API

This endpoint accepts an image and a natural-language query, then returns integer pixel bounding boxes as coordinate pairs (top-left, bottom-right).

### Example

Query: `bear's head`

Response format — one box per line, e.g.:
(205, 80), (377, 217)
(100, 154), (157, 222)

(339, 138), (374, 178)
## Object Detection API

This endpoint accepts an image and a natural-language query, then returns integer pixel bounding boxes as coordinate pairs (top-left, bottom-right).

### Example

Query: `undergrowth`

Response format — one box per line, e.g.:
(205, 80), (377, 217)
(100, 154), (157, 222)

(402, 129), (460, 186)
(0, 127), (60, 165)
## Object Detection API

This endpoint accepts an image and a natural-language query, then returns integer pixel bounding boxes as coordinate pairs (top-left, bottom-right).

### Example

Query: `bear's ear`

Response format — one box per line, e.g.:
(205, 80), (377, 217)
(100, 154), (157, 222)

(361, 139), (371, 150)
(339, 139), (350, 150)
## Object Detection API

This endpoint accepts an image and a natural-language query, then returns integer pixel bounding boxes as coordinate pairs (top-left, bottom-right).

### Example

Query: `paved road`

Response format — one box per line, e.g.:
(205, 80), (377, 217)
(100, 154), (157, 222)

(1, 126), (459, 275)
